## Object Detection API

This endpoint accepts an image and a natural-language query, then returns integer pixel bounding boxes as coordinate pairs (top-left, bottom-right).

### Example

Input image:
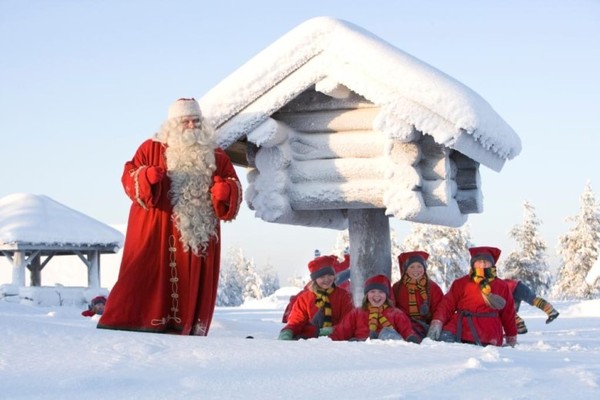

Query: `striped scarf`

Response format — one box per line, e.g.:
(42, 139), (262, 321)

(470, 266), (506, 309)
(402, 274), (429, 319)
(470, 266), (496, 294)
(314, 287), (334, 327)
(368, 304), (391, 334)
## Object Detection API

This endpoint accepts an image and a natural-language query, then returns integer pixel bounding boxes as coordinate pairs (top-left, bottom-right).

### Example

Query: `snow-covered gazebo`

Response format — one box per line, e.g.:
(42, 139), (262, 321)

(0, 193), (124, 289)
(200, 17), (521, 302)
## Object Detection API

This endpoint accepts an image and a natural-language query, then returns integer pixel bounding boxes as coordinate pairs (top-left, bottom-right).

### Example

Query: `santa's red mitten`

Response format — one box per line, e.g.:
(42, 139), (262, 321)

(81, 310), (95, 317)
(210, 176), (231, 201)
(146, 166), (165, 184)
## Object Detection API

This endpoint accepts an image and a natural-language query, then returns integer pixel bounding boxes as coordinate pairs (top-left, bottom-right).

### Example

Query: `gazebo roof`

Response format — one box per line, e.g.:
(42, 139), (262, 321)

(0, 193), (123, 254)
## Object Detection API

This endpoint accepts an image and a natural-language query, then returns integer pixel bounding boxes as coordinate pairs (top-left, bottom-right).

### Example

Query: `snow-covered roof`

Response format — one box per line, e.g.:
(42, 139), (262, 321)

(200, 16), (521, 171)
(0, 193), (124, 250)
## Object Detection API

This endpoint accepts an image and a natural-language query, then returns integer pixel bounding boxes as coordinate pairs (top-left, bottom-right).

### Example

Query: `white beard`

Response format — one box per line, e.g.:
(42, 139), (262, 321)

(162, 124), (218, 255)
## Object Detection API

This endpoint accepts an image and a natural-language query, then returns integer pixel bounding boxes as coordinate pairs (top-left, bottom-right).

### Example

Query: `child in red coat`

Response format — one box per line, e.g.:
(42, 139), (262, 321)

(392, 251), (444, 338)
(330, 274), (421, 343)
(427, 246), (518, 347)
(81, 296), (107, 317)
(278, 255), (354, 340)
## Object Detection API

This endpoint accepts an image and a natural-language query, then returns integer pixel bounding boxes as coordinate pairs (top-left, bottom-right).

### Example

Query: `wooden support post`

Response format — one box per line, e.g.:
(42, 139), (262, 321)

(87, 251), (101, 289)
(29, 255), (42, 287)
(347, 208), (391, 306)
(12, 252), (26, 286)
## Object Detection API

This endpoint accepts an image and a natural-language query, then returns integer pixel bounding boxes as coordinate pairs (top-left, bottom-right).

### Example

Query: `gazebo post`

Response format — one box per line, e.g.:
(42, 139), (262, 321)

(87, 250), (101, 289)
(12, 251), (26, 286)
(347, 209), (391, 306)
(29, 255), (42, 286)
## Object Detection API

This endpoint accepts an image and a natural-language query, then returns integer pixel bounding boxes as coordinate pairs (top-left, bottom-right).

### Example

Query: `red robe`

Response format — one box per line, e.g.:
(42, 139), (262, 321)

(391, 278), (444, 337)
(282, 285), (354, 339)
(98, 139), (241, 335)
(330, 305), (417, 341)
(432, 275), (517, 346)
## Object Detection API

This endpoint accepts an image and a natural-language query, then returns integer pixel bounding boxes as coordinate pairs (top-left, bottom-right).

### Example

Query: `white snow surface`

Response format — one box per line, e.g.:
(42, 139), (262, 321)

(1, 292), (599, 400)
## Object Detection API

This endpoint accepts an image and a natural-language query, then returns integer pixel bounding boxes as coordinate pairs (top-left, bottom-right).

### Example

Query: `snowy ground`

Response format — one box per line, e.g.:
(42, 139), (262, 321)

(1, 291), (599, 400)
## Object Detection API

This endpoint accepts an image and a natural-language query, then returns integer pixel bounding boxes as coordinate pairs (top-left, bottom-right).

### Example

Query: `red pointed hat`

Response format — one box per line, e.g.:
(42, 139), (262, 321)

(398, 251), (429, 273)
(469, 246), (501, 267)
(363, 274), (391, 296)
(308, 255), (337, 281)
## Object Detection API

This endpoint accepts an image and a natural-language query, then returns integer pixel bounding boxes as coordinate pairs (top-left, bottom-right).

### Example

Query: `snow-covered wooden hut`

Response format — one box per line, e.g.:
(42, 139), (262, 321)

(0, 193), (124, 289)
(200, 17), (521, 301)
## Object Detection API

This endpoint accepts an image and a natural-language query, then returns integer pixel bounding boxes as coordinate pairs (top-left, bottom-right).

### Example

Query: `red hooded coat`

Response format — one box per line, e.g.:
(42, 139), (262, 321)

(432, 275), (517, 346)
(330, 305), (417, 341)
(392, 278), (444, 336)
(282, 285), (354, 339)
(98, 139), (240, 335)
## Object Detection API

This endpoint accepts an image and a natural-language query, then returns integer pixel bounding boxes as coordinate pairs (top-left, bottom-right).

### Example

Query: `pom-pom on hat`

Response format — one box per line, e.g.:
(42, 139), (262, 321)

(308, 255), (337, 281)
(364, 274), (391, 296)
(398, 251), (429, 273)
(469, 246), (501, 267)
(167, 98), (202, 120)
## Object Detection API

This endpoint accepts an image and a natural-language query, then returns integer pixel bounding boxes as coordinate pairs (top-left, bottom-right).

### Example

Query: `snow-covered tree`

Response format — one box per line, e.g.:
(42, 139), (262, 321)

(287, 275), (308, 288)
(552, 182), (600, 299)
(217, 247), (266, 306)
(331, 230), (349, 260)
(217, 249), (244, 306)
(500, 201), (551, 295)
(390, 229), (403, 284)
(237, 255), (263, 302)
(400, 223), (473, 291)
(259, 262), (280, 297)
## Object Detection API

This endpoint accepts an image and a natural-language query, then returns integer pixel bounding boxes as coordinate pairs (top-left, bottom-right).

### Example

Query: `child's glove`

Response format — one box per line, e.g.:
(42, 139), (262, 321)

(146, 166), (164, 184)
(318, 327), (333, 337)
(278, 329), (294, 340)
(505, 335), (517, 347)
(426, 320), (443, 341)
(406, 335), (422, 344)
(210, 176), (230, 201)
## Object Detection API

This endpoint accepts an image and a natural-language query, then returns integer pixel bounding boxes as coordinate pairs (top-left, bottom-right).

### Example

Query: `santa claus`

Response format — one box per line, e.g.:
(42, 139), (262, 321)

(98, 98), (241, 336)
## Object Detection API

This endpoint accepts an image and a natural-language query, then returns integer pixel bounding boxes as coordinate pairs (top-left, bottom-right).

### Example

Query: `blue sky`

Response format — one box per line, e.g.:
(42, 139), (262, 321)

(1, 0), (599, 282)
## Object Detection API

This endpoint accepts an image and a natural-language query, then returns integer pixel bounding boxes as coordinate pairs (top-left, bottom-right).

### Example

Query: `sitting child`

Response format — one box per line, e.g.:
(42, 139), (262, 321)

(81, 295), (107, 317)
(329, 274), (421, 343)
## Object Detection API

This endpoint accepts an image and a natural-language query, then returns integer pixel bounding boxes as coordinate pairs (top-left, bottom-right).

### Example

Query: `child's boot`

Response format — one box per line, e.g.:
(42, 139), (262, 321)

(515, 314), (528, 334)
(533, 297), (559, 324)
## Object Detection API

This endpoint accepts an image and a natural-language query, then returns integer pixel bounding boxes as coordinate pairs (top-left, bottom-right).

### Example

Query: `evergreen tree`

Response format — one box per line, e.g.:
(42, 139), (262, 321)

(236, 252), (263, 302)
(401, 223), (472, 291)
(553, 182), (600, 299)
(217, 247), (267, 306)
(216, 249), (244, 306)
(501, 201), (551, 295)
(332, 230), (349, 259)
(390, 229), (403, 284)
(288, 275), (308, 288)
(259, 263), (280, 297)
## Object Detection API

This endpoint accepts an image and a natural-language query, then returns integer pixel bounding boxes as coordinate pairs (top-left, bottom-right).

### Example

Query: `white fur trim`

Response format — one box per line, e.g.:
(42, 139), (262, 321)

(167, 98), (202, 120)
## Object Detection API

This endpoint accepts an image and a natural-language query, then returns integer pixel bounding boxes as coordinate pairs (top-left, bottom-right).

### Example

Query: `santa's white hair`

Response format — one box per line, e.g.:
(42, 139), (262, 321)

(155, 117), (218, 255)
